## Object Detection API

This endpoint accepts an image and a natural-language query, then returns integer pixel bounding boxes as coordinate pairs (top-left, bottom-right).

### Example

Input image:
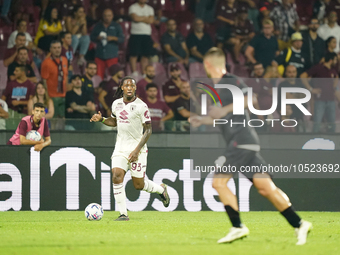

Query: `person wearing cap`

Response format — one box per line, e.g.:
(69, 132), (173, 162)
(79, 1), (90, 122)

(65, 74), (96, 130)
(301, 18), (325, 70)
(162, 63), (186, 110)
(98, 64), (124, 117)
(272, 32), (306, 76)
(270, 0), (300, 50)
(317, 11), (340, 53)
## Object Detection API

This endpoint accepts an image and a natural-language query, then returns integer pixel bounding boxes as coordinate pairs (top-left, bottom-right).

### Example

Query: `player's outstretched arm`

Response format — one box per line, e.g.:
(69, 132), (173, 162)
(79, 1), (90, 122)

(90, 111), (117, 127)
(128, 123), (152, 162)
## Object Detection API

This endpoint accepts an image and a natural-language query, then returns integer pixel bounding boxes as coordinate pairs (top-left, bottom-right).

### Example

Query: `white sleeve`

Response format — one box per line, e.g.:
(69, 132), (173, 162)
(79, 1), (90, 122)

(7, 32), (16, 48)
(111, 101), (117, 118)
(148, 6), (155, 16)
(140, 103), (151, 124)
(128, 4), (136, 15)
(26, 33), (33, 43)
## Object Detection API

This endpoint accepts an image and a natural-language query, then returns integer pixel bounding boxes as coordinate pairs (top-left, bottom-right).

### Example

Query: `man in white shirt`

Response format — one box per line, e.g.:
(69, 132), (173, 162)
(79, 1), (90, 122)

(7, 19), (33, 49)
(318, 11), (340, 53)
(128, 0), (156, 76)
(0, 99), (9, 130)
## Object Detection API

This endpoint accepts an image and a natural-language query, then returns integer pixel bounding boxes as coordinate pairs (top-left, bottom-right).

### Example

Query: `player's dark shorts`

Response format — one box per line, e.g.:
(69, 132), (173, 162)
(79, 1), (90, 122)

(128, 34), (155, 57)
(215, 148), (273, 182)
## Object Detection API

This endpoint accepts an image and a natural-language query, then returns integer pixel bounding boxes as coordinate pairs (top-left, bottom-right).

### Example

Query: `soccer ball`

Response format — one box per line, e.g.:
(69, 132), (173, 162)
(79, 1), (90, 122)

(26, 130), (41, 141)
(85, 203), (104, 221)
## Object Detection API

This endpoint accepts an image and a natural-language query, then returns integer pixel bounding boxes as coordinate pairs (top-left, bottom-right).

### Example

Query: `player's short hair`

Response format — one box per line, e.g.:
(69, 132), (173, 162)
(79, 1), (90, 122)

(86, 61), (97, 68)
(33, 102), (45, 109)
(60, 31), (71, 39)
(50, 40), (61, 48)
(16, 32), (26, 39)
(262, 19), (273, 27)
(15, 65), (27, 73)
(204, 47), (226, 67)
(324, 52), (337, 62)
(17, 46), (28, 54)
(146, 83), (158, 90)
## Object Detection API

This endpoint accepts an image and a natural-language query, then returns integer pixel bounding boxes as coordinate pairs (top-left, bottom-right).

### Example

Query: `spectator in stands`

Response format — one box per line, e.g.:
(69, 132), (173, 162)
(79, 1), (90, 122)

(163, 63), (185, 110)
(259, 0), (280, 12)
(317, 11), (340, 53)
(0, 99), (9, 130)
(258, 6), (271, 30)
(7, 19), (33, 50)
(278, 65), (309, 131)
(271, 105), (296, 133)
(60, 32), (74, 82)
(65, 5), (90, 66)
(147, 0), (163, 25)
(128, 0), (156, 75)
(1, 65), (35, 127)
(88, 0), (125, 25)
(136, 65), (160, 101)
(65, 75), (96, 130)
(230, 10), (256, 63)
(270, 0), (300, 50)
(4, 33), (34, 68)
(247, 62), (272, 111)
(90, 9), (124, 79)
(60, 0), (81, 17)
(173, 81), (196, 131)
(7, 102), (51, 150)
(186, 18), (214, 63)
(300, 52), (338, 133)
(161, 19), (189, 64)
(7, 47), (37, 83)
(0, 0), (12, 25)
(144, 83), (174, 131)
(215, 0), (238, 50)
(81, 61), (98, 102)
(41, 40), (68, 118)
(301, 18), (325, 70)
(245, 19), (279, 68)
(313, 0), (331, 23)
(326, 0), (340, 25)
(27, 82), (55, 119)
(34, 5), (62, 53)
(321, 36), (340, 73)
(272, 32), (306, 77)
(98, 64), (124, 117)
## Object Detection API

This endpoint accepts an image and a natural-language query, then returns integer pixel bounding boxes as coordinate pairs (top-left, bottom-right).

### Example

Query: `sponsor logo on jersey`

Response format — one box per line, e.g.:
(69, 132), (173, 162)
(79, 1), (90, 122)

(119, 110), (129, 120)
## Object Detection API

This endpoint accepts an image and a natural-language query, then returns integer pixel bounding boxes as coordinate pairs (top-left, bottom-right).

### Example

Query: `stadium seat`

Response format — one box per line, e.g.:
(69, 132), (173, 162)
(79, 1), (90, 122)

(179, 22), (192, 38)
(159, 22), (167, 38)
(204, 23), (216, 44)
(163, 0), (175, 11)
(92, 75), (103, 88)
(167, 62), (189, 81)
(189, 62), (207, 79)
(120, 21), (131, 37)
(125, 62), (142, 76)
(0, 60), (7, 90)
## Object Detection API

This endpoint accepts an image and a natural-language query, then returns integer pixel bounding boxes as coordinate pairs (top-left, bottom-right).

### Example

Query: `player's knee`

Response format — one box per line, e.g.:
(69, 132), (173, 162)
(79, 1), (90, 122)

(133, 182), (144, 190)
(112, 169), (124, 184)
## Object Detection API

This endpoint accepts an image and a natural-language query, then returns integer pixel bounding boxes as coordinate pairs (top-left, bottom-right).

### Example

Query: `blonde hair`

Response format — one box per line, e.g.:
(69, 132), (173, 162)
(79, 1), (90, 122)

(204, 47), (226, 68)
(262, 19), (274, 27)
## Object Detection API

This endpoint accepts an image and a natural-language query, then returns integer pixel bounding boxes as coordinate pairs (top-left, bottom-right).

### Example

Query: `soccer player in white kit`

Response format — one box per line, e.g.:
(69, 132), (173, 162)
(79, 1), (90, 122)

(90, 76), (170, 221)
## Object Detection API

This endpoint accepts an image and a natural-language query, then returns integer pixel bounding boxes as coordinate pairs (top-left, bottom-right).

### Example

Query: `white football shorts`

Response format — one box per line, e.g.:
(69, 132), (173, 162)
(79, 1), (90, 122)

(111, 152), (147, 178)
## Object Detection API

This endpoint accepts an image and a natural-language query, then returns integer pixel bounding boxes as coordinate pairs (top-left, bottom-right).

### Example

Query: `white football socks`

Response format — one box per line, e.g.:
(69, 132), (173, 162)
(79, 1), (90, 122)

(113, 183), (127, 216)
(142, 179), (164, 194)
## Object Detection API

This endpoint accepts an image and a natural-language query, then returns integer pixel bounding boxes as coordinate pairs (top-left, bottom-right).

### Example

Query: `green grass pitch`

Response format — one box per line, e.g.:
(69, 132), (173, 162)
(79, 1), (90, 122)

(1, 211), (339, 255)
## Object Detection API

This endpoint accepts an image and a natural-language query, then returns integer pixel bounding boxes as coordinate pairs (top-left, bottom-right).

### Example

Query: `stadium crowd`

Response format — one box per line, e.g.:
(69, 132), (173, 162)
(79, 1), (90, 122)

(0, 0), (340, 133)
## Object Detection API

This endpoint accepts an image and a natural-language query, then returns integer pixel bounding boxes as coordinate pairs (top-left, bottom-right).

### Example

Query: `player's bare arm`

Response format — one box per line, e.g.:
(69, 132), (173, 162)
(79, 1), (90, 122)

(128, 122), (152, 163)
(90, 111), (117, 127)
(34, 136), (51, 151)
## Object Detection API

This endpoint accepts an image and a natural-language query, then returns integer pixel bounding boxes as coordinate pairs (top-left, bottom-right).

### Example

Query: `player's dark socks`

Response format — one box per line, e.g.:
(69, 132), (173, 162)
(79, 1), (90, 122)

(280, 206), (301, 228)
(224, 205), (242, 228)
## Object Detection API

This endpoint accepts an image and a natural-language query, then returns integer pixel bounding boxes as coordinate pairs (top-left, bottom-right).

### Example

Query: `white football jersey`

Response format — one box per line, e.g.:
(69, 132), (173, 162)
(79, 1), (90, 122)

(111, 97), (151, 155)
